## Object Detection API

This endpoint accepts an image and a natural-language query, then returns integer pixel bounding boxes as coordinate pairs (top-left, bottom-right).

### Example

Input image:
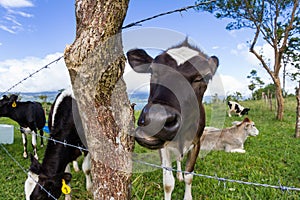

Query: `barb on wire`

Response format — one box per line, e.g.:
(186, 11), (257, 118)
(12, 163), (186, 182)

(38, 135), (88, 152)
(122, 0), (216, 29)
(0, 55), (64, 97)
(134, 159), (300, 192)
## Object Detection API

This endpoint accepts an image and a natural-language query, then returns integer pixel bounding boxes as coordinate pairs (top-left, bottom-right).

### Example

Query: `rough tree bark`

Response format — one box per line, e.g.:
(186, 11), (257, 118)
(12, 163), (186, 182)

(64, 0), (134, 199)
(295, 82), (300, 138)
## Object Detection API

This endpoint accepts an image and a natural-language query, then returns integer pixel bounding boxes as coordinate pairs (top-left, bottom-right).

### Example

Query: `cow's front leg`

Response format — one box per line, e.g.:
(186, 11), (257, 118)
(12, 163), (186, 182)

(160, 148), (174, 200)
(39, 129), (44, 148)
(82, 153), (92, 192)
(176, 158), (184, 182)
(21, 129), (28, 159)
(31, 131), (38, 160)
(64, 164), (72, 200)
(184, 143), (200, 200)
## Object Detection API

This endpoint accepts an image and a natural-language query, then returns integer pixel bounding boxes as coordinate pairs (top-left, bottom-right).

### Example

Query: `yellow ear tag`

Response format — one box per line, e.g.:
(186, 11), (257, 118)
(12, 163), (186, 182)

(61, 179), (71, 195)
(12, 101), (17, 108)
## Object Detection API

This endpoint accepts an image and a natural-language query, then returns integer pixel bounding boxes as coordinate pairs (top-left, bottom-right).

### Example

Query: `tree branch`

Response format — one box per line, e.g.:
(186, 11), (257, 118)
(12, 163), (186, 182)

(279, 0), (299, 53)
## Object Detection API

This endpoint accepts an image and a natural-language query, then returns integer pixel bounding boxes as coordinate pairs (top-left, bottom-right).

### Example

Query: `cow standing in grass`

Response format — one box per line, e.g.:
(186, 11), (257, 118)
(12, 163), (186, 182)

(0, 94), (45, 159)
(25, 89), (92, 200)
(227, 101), (250, 117)
(127, 39), (219, 200)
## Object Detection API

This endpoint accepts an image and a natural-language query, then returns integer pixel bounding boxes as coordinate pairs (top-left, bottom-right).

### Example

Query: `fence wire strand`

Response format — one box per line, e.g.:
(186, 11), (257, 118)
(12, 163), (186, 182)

(122, 0), (216, 29)
(0, 55), (64, 97)
(0, 143), (58, 200)
(1, 132), (300, 199)
(35, 135), (300, 193)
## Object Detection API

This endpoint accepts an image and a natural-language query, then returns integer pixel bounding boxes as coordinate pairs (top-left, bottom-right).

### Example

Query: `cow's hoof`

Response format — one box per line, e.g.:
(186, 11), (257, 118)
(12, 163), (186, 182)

(34, 154), (39, 160)
(40, 144), (44, 148)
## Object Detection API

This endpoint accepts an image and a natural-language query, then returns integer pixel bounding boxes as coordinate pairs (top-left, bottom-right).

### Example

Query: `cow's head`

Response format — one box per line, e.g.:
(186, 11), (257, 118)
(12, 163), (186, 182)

(0, 95), (18, 116)
(25, 155), (72, 200)
(127, 40), (219, 150)
(234, 118), (259, 137)
(241, 108), (250, 116)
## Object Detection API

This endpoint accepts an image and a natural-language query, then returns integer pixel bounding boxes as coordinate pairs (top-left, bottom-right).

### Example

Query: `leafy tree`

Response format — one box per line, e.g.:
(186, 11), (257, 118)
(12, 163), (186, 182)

(226, 91), (243, 102)
(253, 83), (276, 100)
(282, 35), (300, 95)
(38, 95), (48, 103)
(247, 69), (265, 99)
(196, 0), (299, 120)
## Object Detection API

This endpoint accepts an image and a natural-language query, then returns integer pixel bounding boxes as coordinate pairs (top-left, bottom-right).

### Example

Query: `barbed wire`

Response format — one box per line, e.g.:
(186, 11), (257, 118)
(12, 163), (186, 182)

(134, 160), (300, 192)
(1, 1), (214, 96)
(122, 0), (216, 29)
(1, 132), (300, 199)
(0, 143), (58, 200)
(0, 55), (64, 97)
(34, 134), (300, 193)
(38, 134), (88, 152)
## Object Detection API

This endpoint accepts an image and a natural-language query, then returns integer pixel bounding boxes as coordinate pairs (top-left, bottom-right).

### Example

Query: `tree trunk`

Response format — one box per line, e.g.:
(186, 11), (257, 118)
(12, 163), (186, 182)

(274, 76), (284, 120)
(64, 0), (135, 199)
(295, 82), (300, 138)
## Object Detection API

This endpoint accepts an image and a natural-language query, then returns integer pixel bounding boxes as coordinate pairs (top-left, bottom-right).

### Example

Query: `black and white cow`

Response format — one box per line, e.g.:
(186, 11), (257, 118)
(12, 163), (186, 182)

(0, 94), (45, 159)
(127, 39), (219, 200)
(25, 89), (92, 200)
(227, 101), (250, 117)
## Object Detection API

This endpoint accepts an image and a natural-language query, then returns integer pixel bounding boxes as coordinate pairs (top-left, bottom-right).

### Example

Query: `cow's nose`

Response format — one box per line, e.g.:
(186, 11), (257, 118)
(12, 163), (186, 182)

(136, 104), (180, 141)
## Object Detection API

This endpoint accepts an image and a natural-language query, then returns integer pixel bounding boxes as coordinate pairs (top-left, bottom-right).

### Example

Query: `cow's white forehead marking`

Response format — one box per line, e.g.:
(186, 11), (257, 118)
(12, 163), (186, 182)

(167, 46), (199, 66)
(25, 171), (39, 200)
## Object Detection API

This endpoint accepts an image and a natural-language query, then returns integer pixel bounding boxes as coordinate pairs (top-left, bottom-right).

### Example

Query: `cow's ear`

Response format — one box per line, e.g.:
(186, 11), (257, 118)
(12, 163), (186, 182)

(208, 56), (219, 75)
(243, 117), (251, 123)
(2, 95), (8, 100)
(29, 154), (42, 175)
(126, 49), (153, 73)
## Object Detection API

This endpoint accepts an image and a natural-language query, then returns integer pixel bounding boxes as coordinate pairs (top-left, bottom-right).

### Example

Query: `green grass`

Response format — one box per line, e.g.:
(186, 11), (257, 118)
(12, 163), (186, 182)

(131, 97), (300, 200)
(0, 97), (299, 199)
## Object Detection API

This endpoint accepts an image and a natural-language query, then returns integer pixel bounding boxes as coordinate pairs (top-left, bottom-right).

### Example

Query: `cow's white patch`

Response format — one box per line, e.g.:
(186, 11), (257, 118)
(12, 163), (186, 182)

(167, 46), (199, 66)
(52, 88), (74, 126)
(25, 171), (39, 200)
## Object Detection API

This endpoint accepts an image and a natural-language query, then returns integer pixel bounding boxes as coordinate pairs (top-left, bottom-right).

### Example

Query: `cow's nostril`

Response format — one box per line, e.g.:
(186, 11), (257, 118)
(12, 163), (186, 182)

(138, 117), (146, 126)
(164, 114), (178, 128)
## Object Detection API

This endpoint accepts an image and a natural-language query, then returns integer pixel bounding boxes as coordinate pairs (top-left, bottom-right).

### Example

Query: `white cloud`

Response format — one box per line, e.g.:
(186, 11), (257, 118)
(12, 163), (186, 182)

(0, 53), (72, 93)
(0, 0), (33, 8)
(0, 0), (34, 34)
(0, 24), (16, 34)
(217, 74), (250, 97)
(123, 62), (150, 93)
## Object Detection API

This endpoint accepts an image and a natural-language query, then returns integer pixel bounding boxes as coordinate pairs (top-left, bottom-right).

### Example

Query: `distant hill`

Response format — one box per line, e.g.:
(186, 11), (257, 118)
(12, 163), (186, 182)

(4, 91), (218, 110)
(5, 91), (60, 103)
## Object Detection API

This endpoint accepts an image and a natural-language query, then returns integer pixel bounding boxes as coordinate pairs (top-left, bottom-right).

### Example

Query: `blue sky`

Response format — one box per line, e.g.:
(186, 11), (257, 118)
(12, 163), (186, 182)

(0, 0), (296, 97)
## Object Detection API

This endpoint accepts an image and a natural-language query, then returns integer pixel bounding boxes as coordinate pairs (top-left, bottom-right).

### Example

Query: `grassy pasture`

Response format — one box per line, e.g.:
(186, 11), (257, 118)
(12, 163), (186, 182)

(0, 97), (299, 199)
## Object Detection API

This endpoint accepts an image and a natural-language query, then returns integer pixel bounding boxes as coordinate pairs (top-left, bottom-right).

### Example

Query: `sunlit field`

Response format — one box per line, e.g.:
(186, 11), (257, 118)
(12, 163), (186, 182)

(0, 97), (299, 199)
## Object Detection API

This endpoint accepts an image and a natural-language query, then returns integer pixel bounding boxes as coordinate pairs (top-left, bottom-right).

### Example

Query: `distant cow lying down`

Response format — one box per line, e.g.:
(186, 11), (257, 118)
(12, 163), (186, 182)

(200, 118), (259, 153)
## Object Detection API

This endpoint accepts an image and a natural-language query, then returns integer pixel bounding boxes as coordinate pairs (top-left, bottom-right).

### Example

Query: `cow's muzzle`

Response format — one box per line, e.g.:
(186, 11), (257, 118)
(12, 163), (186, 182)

(135, 103), (181, 149)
